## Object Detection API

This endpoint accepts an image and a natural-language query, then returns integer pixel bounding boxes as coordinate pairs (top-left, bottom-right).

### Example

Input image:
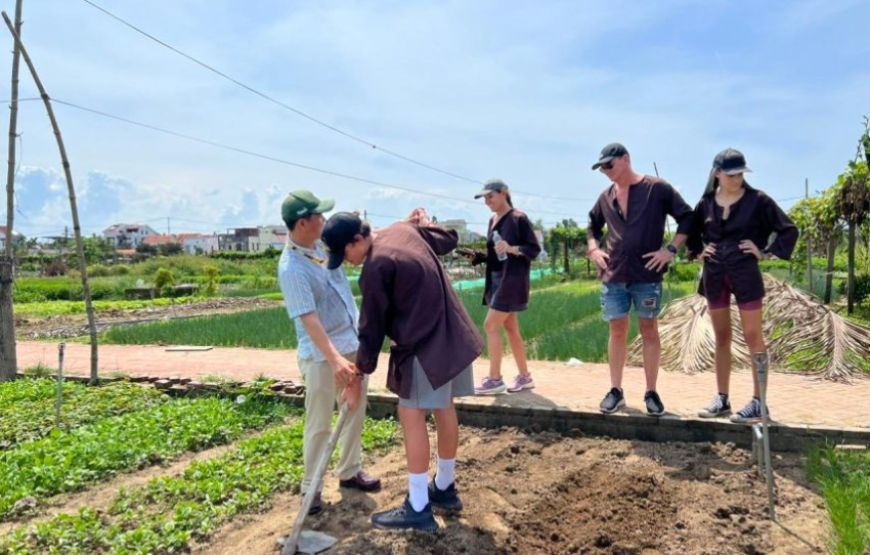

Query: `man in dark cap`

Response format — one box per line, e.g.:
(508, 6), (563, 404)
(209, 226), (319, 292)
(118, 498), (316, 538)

(322, 210), (483, 532)
(587, 143), (694, 416)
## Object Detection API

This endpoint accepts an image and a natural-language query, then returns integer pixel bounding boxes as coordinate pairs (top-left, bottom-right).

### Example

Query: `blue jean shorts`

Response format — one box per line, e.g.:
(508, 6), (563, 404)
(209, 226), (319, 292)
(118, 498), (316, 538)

(600, 282), (662, 321)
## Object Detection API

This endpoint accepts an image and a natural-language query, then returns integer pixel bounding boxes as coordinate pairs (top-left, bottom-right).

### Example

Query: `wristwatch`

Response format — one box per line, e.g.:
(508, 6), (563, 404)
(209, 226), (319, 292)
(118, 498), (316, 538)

(665, 244), (678, 254)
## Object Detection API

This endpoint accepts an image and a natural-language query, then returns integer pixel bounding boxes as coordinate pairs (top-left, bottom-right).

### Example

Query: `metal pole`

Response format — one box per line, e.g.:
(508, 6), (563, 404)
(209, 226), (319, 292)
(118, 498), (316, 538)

(805, 178), (812, 293)
(752, 351), (776, 521)
(56, 342), (65, 428)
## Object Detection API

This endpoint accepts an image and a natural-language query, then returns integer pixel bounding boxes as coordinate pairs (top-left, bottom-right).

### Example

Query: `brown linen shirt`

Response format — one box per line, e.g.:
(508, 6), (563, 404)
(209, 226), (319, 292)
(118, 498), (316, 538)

(587, 176), (694, 284)
(482, 209), (542, 308)
(687, 186), (799, 302)
(356, 222), (484, 399)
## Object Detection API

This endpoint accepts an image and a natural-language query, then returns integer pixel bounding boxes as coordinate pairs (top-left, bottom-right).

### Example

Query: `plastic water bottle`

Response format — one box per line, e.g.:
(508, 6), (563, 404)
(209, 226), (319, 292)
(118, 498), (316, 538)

(492, 230), (507, 262)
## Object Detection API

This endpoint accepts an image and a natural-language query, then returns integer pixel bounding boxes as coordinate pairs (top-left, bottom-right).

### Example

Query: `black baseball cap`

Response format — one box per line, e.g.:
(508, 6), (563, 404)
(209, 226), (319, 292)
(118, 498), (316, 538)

(473, 179), (509, 199)
(591, 143), (629, 170)
(321, 212), (364, 270)
(713, 148), (752, 175)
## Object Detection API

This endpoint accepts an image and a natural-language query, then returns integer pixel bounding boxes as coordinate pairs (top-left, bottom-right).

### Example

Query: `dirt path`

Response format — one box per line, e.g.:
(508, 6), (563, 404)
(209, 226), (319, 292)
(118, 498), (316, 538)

(198, 427), (827, 555)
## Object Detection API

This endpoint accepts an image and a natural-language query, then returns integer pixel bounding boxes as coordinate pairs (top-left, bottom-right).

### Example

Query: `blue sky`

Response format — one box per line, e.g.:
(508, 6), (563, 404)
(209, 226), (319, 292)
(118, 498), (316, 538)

(0, 0), (867, 237)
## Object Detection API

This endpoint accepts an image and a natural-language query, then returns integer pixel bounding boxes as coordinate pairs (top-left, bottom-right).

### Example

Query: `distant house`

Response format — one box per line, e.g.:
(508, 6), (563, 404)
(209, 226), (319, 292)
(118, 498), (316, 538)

(259, 225), (288, 250)
(441, 219), (482, 243)
(177, 233), (219, 255)
(218, 227), (262, 252)
(0, 226), (25, 250)
(103, 224), (159, 248)
(142, 234), (177, 247)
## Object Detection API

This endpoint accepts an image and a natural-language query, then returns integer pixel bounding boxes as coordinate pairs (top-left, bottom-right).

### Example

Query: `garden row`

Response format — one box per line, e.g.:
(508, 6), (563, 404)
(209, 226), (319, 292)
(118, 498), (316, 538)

(0, 376), (396, 555)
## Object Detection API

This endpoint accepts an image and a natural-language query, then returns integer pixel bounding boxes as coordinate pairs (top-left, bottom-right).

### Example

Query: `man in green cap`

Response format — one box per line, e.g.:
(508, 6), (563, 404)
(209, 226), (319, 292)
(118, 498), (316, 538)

(277, 190), (381, 517)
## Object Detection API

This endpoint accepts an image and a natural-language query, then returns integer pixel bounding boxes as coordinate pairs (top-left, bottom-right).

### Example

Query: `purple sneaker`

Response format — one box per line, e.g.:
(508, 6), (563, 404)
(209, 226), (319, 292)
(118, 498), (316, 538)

(474, 376), (506, 395)
(506, 374), (534, 392)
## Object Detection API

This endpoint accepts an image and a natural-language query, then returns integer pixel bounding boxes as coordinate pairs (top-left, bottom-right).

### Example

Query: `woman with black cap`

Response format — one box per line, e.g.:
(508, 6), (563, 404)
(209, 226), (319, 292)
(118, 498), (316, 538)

(461, 179), (541, 395)
(687, 149), (798, 423)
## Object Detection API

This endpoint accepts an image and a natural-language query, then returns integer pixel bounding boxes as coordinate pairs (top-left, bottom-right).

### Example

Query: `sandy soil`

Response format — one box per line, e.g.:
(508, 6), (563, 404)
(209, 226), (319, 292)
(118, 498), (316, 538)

(198, 426), (828, 555)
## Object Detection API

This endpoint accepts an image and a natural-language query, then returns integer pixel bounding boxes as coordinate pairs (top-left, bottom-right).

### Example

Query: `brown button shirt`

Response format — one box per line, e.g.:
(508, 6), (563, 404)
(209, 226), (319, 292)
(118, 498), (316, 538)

(587, 176), (694, 284)
(483, 209), (541, 308)
(687, 186), (799, 302)
(356, 223), (484, 399)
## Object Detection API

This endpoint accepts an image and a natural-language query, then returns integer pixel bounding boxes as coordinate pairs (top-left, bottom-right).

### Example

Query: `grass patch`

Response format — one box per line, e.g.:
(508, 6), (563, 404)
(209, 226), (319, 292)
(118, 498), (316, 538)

(99, 279), (693, 362)
(14, 297), (208, 318)
(102, 306), (297, 349)
(808, 445), (870, 554)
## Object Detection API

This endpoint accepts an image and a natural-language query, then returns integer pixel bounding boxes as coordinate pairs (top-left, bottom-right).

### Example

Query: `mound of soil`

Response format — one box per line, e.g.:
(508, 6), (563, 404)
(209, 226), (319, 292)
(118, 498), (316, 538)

(200, 426), (826, 555)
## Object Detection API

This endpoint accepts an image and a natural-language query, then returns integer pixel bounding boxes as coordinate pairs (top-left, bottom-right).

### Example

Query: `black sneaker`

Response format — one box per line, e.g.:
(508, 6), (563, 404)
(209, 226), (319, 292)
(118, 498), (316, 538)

(599, 388), (625, 414)
(730, 397), (768, 423)
(644, 390), (665, 417)
(428, 481), (463, 512)
(371, 497), (439, 532)
(698, 394), (731, 418)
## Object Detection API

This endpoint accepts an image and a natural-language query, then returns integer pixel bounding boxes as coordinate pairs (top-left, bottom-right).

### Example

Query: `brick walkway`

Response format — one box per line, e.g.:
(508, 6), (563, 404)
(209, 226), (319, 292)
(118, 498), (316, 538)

(17, 341), (870, 432)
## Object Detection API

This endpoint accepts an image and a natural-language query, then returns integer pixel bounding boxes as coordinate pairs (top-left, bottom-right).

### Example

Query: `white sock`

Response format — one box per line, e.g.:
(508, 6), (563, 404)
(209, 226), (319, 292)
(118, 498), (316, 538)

(435, 458), (455, 491)
(408, 472), (429, 512)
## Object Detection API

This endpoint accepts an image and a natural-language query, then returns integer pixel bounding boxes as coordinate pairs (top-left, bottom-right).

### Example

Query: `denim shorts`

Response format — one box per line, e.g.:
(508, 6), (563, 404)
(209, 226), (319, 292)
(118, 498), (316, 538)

(600, 282), (662, 321)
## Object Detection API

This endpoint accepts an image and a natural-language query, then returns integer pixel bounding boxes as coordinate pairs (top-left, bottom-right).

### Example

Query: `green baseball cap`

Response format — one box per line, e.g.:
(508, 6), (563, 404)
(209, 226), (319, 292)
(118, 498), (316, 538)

(281, 190), (335, 226)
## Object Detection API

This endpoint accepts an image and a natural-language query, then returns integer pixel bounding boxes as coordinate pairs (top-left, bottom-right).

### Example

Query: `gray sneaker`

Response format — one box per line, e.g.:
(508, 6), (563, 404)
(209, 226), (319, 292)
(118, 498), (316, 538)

(730, 397), (768, 423)
(698, 394), (732, 418)
(599, 388), (625, 414)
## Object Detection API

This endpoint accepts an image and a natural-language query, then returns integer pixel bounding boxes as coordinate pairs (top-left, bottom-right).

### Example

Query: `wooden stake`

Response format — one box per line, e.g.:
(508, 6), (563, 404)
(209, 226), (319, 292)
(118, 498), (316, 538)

(2, 10), (99, 382)
(0, 0), (23, 383)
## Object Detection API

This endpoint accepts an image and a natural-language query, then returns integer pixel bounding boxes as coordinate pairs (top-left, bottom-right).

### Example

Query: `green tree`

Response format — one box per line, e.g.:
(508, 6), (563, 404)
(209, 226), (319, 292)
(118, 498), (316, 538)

(836, 120), (870, 314)
(68, 236), (115, 267)
(158, 242), (183, 256)
(203, 264), (220, 296)
(547, 219), (586, 275)
(789, 187), (843, 303)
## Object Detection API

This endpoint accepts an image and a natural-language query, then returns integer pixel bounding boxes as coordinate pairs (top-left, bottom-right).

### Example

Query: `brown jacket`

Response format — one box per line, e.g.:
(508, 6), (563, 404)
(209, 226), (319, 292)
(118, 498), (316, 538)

(356, 223), (484, 398)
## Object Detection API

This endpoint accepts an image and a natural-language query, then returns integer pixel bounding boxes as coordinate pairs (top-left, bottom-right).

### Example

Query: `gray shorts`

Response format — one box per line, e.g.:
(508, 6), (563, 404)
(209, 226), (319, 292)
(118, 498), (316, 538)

(399, 357), (475, 410)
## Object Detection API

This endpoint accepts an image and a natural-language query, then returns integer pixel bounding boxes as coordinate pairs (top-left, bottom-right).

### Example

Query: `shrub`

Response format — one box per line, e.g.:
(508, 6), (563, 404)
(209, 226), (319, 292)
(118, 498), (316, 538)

(153, 268), (175, 289)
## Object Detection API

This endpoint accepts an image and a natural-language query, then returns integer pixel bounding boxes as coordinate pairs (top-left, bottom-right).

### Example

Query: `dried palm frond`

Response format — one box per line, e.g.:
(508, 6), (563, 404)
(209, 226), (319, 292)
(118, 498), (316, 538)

(628, 294), (750, 374)
(763, 275), (870, 382)
(628, 274), (870, 381)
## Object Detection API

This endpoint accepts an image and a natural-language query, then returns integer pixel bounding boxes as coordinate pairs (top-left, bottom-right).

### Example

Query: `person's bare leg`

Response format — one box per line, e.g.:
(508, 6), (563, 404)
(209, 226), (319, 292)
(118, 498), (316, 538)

(738, 307), (765, 398)
(708, 307), (733, 394)
(503, 312), (530, 376)
(637, 317), (660, 391)
(608, 316), (630, 389)
(433, 403), (459, 460)
(483, 309), (510, 380)
(398, 406), (430, 473)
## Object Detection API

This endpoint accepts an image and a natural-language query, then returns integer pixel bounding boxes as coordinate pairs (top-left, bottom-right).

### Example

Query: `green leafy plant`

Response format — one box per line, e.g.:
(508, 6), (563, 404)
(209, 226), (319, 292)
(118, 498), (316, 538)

(0, 397), (292, 519)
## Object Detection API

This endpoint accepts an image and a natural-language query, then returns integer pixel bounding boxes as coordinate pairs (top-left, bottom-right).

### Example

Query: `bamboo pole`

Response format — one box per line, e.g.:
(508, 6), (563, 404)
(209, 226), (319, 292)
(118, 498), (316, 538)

(2, 11), (99, 382)
(0, 0), (23, 383)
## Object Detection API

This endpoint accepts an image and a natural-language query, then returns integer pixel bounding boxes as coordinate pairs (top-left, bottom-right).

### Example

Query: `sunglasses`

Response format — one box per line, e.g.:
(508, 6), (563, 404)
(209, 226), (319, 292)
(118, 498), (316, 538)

(598, 162), (614, 171)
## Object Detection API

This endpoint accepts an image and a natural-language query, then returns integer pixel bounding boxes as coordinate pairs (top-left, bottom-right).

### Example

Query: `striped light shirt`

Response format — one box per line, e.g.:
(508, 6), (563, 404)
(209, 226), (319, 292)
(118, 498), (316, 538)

(277, 239), (359, 361)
